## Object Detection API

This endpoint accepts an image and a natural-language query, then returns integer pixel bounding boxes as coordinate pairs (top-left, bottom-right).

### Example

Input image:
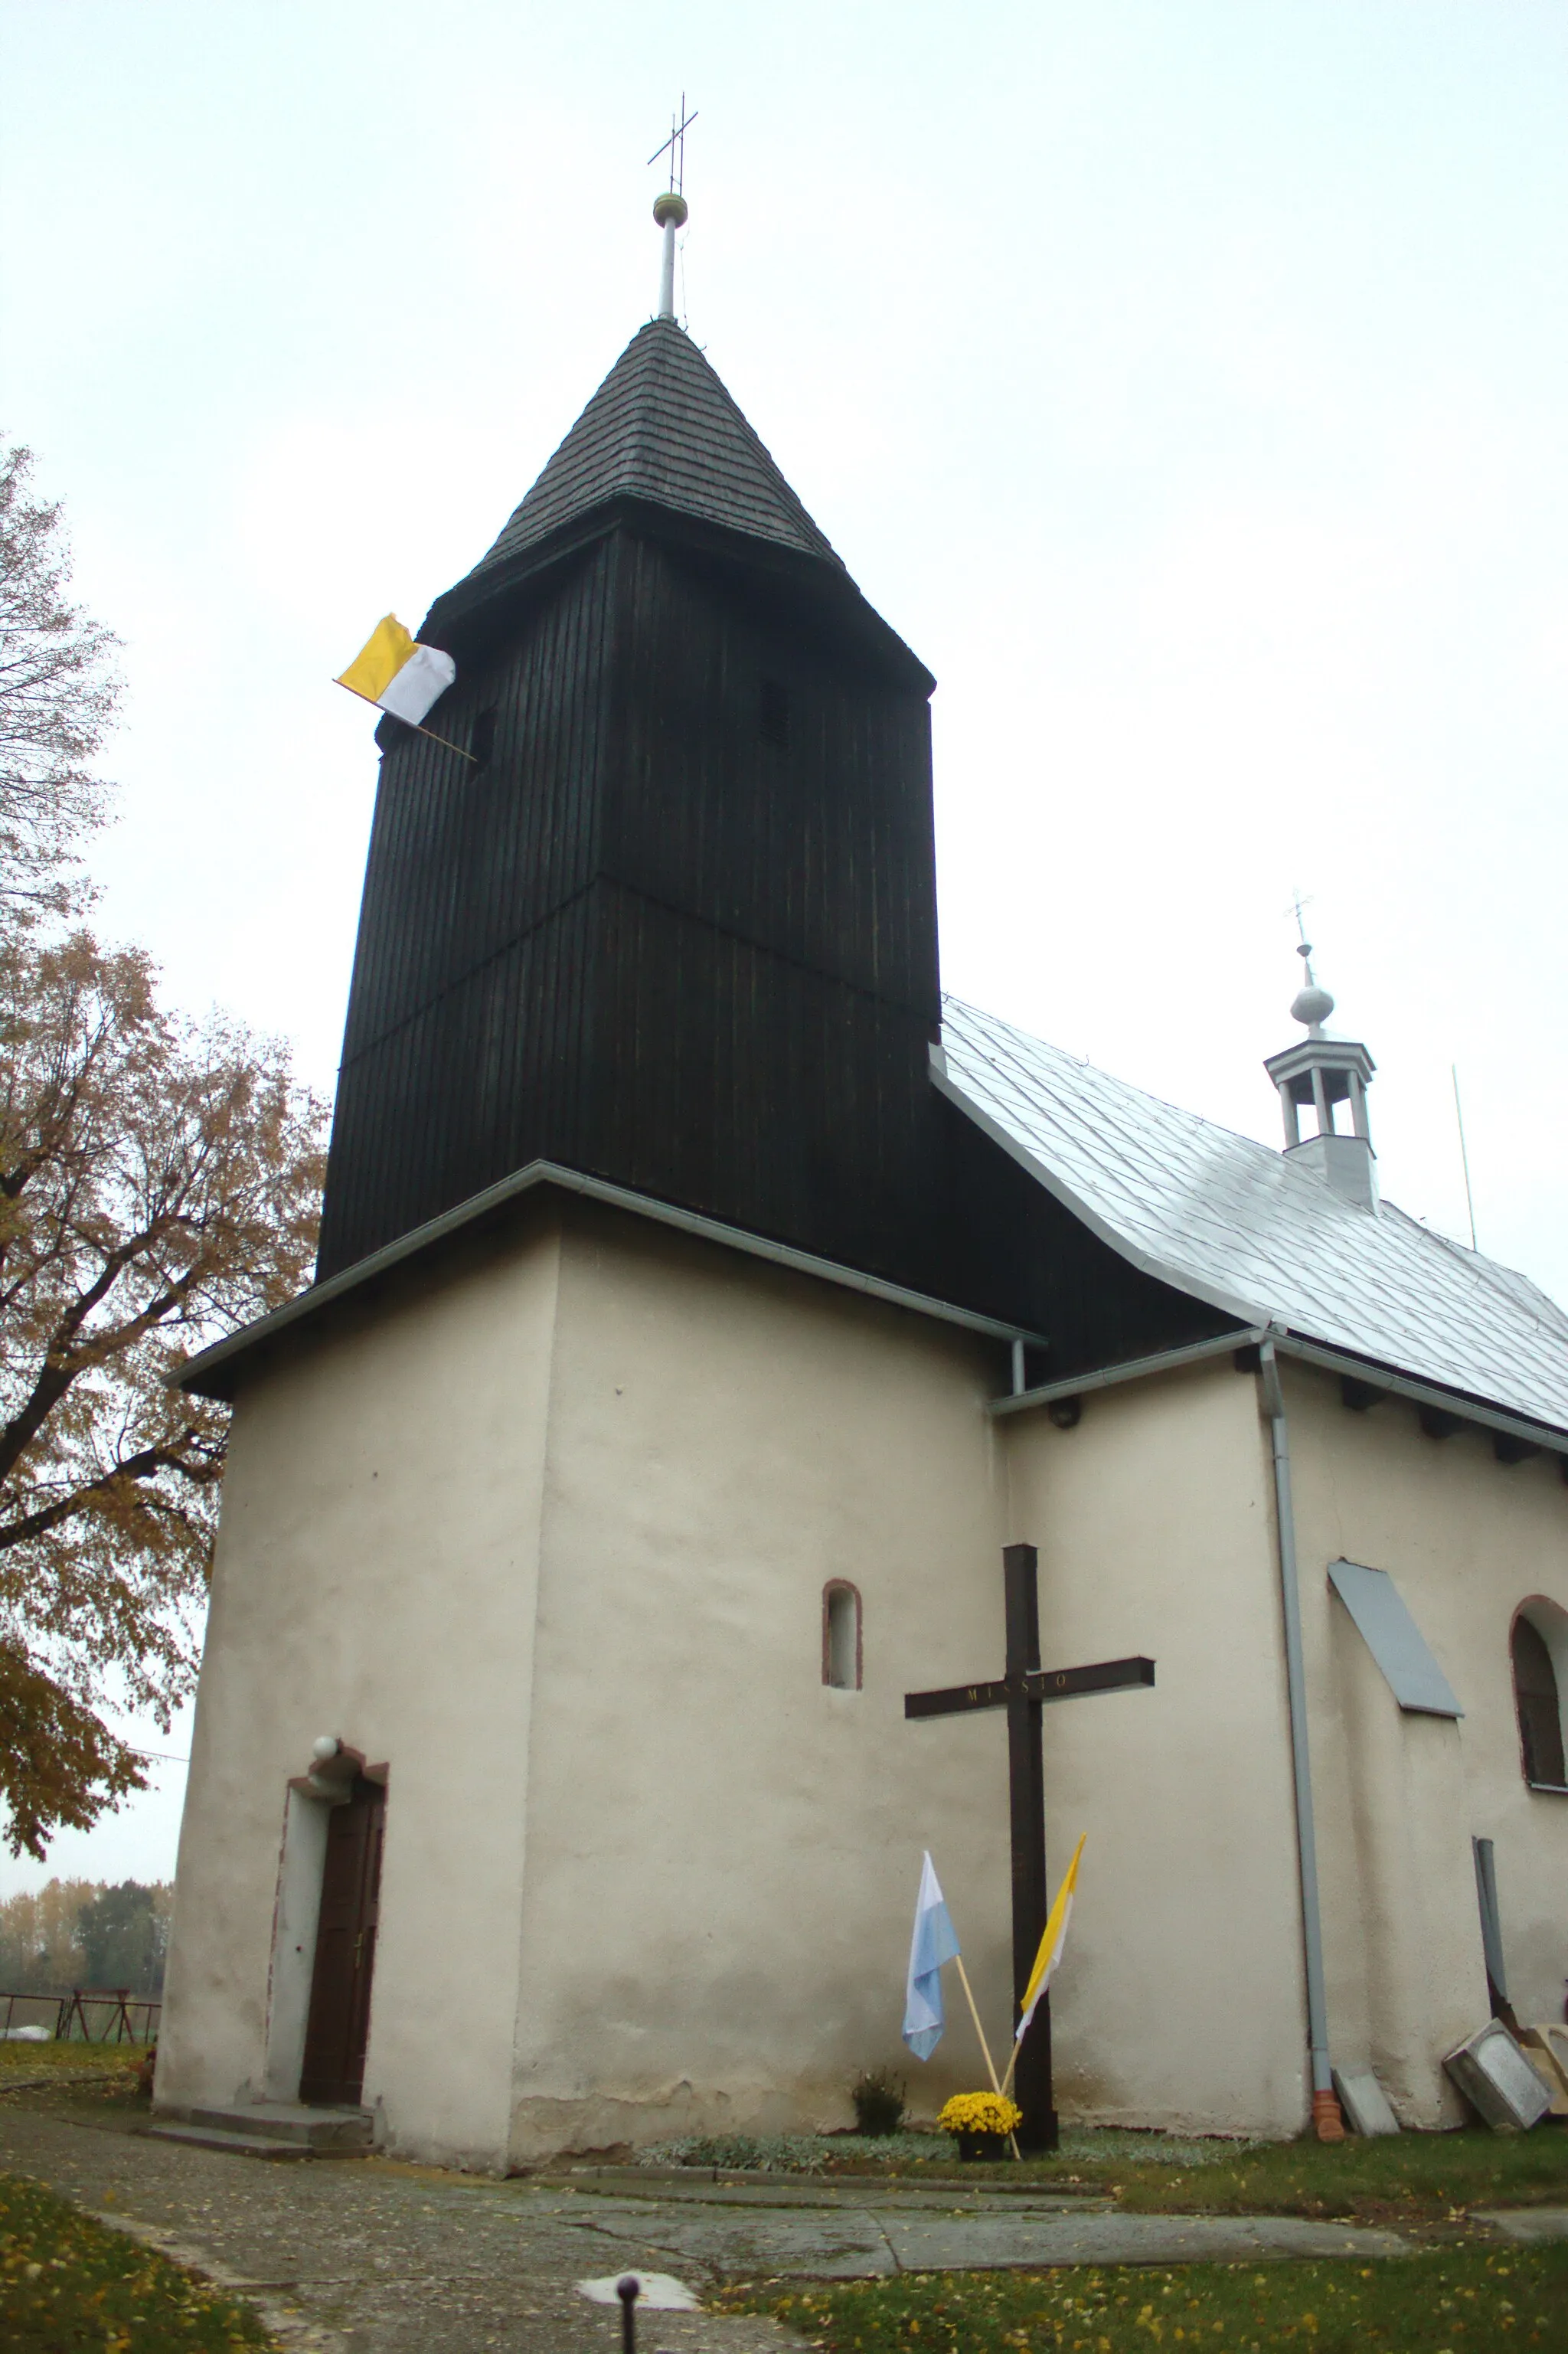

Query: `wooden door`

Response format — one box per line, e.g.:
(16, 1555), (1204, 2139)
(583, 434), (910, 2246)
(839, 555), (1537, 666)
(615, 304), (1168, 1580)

(299, 1777), (384, 2107)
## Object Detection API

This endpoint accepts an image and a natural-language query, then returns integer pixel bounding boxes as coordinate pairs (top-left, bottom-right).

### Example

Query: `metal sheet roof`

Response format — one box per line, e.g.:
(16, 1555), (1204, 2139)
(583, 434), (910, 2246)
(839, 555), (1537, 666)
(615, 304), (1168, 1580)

(939, 994), (1568, 1436)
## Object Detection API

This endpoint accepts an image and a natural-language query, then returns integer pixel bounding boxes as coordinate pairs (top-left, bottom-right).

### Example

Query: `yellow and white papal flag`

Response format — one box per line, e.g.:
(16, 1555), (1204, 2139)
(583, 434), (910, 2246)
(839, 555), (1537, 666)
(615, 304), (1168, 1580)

(335, 615), (456, 727)
(1015, 1833), (1086, 2042)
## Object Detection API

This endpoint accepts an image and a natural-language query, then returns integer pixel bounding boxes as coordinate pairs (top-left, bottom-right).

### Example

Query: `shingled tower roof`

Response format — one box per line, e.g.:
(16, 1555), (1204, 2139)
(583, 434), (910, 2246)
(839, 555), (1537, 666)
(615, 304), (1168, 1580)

(458, 316), (844, 589)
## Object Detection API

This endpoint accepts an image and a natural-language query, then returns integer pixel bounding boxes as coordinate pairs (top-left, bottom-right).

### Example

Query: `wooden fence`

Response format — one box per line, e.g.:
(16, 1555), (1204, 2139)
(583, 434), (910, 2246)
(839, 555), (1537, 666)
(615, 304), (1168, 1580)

(0, 1989), (161, 2043)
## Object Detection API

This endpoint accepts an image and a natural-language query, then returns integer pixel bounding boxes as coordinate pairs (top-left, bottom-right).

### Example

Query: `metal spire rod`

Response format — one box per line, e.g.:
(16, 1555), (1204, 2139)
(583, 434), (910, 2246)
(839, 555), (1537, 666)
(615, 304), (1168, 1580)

(648, 96), (694, 320)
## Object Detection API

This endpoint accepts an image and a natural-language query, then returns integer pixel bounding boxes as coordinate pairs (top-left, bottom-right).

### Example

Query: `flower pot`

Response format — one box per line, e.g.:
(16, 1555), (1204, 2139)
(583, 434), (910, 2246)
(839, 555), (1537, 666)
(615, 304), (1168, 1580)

(956, 2130), (1006, 2163)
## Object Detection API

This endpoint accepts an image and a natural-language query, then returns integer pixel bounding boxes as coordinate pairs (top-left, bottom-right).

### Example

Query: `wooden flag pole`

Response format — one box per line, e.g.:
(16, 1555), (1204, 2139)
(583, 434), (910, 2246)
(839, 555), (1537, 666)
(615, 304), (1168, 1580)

(407, 721), (477, 762)
(953, 1955), (1001, 2091)
(334, 679), (476, 763)
(952, 1956), (1023, 2161)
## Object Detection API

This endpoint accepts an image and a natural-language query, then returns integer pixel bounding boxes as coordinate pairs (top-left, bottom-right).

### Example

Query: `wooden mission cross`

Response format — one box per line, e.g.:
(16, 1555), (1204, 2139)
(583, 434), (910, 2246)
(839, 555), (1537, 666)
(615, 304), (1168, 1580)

(905, 1543), (1155, 2152)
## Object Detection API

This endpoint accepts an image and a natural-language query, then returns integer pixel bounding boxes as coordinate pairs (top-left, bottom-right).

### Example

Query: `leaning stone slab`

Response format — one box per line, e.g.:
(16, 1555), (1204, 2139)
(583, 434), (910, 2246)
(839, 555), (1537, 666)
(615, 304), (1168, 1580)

(1516, 2028), (1568, 2116)
(1333, 2068), (1400, 2137)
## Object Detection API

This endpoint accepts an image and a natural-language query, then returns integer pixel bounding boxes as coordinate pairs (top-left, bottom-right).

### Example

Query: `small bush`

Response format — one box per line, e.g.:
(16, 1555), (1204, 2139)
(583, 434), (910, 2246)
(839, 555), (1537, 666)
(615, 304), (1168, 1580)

(851, 2066), (906, 2137)
(639, 2133), (831, 2173)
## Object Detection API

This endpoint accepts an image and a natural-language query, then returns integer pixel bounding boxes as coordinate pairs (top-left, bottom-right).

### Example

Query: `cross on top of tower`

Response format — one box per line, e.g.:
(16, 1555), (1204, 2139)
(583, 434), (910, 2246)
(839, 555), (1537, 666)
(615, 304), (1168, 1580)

(648, 95), (697, 194)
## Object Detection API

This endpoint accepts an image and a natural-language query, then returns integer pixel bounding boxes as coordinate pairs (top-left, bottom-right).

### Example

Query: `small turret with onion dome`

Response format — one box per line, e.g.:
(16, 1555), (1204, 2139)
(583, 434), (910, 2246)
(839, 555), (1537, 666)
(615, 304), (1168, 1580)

(1263, 938), (1379, 1211)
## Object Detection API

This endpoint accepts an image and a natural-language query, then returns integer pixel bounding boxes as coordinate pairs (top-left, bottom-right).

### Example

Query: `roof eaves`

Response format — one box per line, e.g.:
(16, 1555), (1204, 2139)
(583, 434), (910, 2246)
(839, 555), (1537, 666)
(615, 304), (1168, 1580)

(178, 1157), (1044, 1401)
(424, 495), (934, 691)
(1272, 1332), (1568, 1454)
(987, 1320), (1568, 1453)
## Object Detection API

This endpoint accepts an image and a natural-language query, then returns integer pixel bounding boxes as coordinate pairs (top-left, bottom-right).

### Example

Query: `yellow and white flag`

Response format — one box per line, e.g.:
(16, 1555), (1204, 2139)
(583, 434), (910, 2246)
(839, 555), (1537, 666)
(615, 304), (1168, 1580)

(1015, 1833), (1086, 2042)
(335, 615), (456, 727)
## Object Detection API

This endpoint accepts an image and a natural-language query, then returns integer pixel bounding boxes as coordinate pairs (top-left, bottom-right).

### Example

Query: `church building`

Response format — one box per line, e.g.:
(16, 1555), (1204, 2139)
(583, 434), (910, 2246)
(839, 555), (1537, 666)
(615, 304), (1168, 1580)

(156, 210), (1568, 2171)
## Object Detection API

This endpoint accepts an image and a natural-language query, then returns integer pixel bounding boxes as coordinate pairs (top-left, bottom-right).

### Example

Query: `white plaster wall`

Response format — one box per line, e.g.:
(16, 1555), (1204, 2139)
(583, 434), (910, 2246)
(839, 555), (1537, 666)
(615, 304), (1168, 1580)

(1002, 1361), (1310, 2137)
(1285, 1361), (1568, 2115)
(158, 1218), (562, 2169)
(505, 1204), (1014, 2160)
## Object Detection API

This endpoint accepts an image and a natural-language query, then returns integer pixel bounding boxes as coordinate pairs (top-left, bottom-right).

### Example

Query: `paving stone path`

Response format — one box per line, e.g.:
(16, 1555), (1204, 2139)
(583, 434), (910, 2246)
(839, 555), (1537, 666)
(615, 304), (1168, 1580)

(0, 2102), (1441, 2354)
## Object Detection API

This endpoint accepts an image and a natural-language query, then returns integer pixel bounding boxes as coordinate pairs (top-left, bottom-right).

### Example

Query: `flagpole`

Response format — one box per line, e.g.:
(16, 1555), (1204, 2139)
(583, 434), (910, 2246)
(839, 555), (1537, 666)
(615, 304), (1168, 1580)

(406, 720), (477, 763)
(1001, 1834), (1087, 2104)
(952, 1957), (1022, 2161)
(1000, 2031), (1022, 2100)
(334, 679), (477, 763)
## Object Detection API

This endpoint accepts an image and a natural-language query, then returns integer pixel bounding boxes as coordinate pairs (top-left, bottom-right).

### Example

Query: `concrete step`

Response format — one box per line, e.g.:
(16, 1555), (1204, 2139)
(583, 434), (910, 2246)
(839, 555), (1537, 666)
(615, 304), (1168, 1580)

(152, 2101), (372, 2154)
(144, 2122), (315, 2161)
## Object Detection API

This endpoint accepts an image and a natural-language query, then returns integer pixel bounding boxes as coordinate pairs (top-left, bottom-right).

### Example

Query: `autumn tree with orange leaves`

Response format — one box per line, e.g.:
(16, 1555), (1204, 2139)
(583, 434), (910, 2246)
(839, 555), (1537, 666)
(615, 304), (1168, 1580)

(0, 442), (326, 1856)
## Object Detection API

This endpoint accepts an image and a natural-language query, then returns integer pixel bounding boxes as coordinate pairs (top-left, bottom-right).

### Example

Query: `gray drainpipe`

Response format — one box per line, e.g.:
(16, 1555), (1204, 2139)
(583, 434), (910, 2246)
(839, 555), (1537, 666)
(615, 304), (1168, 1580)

(1257, 1340), (1341, 2136)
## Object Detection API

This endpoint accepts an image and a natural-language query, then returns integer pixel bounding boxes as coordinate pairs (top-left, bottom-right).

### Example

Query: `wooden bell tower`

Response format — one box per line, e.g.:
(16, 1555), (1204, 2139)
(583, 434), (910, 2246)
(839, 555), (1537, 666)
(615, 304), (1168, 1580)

(315, 312), (945, 1293)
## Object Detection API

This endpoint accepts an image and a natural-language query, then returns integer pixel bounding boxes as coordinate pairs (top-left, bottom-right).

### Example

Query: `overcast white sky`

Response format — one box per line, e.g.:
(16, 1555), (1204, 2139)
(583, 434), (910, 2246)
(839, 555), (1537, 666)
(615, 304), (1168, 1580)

(2, 0), (1565, 1892)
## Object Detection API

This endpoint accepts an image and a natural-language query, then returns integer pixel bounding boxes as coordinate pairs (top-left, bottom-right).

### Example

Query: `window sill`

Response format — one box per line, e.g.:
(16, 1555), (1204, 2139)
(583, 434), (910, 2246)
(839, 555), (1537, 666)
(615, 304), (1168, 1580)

(1526, 1780), (1568, 1796)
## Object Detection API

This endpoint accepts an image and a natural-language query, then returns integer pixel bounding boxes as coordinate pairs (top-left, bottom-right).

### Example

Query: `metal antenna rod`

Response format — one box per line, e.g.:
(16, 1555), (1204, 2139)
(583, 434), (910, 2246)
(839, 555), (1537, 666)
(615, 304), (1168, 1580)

(1452, 1064), (1478, 1251)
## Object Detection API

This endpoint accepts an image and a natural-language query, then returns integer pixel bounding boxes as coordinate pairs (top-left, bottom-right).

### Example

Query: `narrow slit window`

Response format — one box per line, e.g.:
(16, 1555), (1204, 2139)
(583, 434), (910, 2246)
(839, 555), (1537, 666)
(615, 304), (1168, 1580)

(1513, 1613), (1566, 1788)
(823, 1581), (861, 1690)
(469, 707), (497, 768)
(760, 678), (791, 749)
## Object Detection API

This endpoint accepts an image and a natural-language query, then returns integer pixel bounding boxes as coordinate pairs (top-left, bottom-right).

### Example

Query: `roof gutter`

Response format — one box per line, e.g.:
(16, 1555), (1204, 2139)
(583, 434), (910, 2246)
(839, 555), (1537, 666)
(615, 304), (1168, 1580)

(991, 1329), (1260, 1416)
(1269, 1336), (1568, 1458)
(990, 1326), (1568, 1455)
(178, 1160), (1045, 1400)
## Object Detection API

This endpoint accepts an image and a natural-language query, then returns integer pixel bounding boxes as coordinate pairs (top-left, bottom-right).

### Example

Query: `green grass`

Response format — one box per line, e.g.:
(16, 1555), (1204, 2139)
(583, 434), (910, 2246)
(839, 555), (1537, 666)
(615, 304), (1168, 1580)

(1093, 2129), (1568, 2224)
(725, 2248), (1568, 2350)
(0, 2170), (278, 2351)
(0, 2040), (149, 2107)
(0, 2039), (149, 2074)
(635, 2124), (1568, 2225)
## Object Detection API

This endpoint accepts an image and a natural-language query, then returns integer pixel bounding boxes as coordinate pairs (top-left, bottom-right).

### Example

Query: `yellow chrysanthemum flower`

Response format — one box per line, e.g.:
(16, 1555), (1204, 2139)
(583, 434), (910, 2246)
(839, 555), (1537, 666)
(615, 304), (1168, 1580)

(935, 2091), (1022, 2137)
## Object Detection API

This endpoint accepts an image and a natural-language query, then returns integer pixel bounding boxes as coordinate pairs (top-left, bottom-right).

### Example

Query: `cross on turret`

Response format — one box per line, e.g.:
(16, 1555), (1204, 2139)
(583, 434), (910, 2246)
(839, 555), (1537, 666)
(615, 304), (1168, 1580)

(647, 96), (697, 192)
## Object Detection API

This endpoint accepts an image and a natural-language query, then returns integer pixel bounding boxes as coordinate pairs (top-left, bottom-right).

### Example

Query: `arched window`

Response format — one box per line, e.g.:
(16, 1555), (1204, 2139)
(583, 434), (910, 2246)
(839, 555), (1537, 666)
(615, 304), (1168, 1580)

(1512, 1607), (1568, 1789)
(823, 1581), (862, 1691)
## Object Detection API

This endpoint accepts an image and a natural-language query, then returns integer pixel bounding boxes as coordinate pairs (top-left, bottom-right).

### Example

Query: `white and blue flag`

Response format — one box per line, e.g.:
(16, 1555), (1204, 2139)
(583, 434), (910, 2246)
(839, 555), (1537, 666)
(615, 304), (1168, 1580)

(902, 1851), (962, 2060)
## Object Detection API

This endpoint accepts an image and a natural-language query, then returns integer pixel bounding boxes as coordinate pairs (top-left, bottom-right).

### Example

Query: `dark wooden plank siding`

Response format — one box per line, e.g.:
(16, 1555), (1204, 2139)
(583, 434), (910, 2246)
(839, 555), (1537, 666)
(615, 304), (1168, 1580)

(586, 878), (937, 1280)
(928, 1094), (1238, 1373)
(603, 538), (939, 1013)
(335, 544), (612, 1071)
(318, 519), (942, 1288)
(316, 503), (1223, 1358)
(317, 545), (616, 1277)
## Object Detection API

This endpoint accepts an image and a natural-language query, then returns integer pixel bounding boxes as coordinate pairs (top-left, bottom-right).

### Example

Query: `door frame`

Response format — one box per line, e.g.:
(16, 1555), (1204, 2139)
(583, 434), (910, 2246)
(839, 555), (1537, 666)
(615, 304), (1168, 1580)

(264, 1744), (388, 2106)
